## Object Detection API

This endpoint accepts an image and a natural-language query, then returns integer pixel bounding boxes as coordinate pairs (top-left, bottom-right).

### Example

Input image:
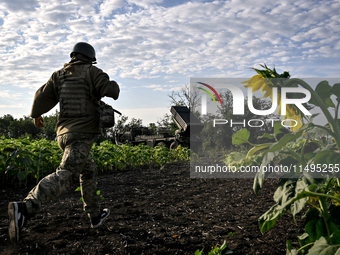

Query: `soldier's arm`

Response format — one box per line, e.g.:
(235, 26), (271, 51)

(90, 66), (120, 100)
(30, 72), (59, 118)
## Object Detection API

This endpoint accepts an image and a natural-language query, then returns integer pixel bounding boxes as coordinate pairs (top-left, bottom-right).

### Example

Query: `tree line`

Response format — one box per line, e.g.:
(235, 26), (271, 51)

(0, 111), (59, 140)
(0, 110), (171, 143)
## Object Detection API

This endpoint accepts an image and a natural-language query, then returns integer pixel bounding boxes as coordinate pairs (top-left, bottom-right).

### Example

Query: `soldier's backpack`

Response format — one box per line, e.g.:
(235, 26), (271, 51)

(99, 100), (122, 128)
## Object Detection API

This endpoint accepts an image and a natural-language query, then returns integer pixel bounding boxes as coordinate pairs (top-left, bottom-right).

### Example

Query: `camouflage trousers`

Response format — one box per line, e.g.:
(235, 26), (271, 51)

(24, 133), (100, 218)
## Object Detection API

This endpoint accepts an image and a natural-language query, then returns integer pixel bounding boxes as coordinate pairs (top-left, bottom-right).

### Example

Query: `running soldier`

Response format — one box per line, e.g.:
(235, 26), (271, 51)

(8, 42), (120, 242)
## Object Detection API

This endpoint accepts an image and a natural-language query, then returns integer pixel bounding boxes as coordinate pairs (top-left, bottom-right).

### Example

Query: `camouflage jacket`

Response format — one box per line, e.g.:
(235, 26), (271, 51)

(30, 60), (120, 136)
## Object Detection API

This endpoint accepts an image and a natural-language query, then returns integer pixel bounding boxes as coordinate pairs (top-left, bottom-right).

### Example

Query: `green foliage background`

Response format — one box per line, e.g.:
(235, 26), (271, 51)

(0, 136), (190, 187)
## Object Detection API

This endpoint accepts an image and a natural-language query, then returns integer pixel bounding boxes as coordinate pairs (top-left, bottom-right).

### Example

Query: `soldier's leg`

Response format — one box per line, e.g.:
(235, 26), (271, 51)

(24, 169), (74, 216)
(80, 158), (100, 218)
(24, 133), (93, 216)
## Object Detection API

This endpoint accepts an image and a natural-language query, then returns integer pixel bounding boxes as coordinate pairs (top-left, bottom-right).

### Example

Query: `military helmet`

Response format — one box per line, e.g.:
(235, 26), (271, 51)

(70, 42), (96, 61)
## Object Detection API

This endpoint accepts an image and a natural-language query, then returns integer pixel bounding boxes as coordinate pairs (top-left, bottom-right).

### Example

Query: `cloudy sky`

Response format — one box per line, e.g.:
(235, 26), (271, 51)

(1, 0), (340, 125)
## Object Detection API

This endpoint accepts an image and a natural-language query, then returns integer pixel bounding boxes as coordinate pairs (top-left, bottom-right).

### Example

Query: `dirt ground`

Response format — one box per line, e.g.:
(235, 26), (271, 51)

(0, 162), (305, 255)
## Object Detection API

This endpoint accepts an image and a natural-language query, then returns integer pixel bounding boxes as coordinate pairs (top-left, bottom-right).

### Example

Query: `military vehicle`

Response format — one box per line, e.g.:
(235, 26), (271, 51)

(115, 106), (203, 149)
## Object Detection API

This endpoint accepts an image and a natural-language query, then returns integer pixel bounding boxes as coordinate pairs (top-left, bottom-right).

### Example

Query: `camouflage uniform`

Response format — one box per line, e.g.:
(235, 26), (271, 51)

(24, 133), (100, 218)
(8, 44), (116, 244)
(25, 57), (119, 219)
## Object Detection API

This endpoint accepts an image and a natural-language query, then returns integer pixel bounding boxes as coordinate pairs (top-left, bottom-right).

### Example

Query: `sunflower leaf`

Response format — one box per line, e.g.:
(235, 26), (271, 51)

(309, 80), (335, 108)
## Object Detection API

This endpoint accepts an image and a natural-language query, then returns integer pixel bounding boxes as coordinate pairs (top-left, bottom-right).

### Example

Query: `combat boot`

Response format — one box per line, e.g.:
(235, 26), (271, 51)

(8, 201), (28, 242)
(91, 208), (110, 228)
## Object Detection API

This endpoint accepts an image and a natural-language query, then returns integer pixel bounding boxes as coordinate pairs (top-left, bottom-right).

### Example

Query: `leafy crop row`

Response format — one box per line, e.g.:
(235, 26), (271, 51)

(0, 136), (62, 187)
(0, 136), (190, 187)
(91, 142), (190, 171)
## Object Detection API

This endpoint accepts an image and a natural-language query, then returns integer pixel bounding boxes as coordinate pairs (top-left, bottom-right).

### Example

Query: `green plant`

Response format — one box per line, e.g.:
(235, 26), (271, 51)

(195, 241), (232, 255)
(228, 65), (340, 254)
(1, 137), (191, 186)
(75, 184), (105, 202)
(1, 136), (62, 186)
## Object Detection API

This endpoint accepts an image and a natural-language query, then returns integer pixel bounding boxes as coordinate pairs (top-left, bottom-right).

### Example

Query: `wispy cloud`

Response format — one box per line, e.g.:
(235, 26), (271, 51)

(0, 103), (27, 109)
(0, 0), (340, 120)
(143, 84), (182, 91)
(0, 90), (23, 100)
(1, 0), (339, 86)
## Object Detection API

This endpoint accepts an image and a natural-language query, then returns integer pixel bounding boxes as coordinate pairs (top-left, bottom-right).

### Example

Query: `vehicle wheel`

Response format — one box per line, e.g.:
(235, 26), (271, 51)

(170, 141), (179, 150)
